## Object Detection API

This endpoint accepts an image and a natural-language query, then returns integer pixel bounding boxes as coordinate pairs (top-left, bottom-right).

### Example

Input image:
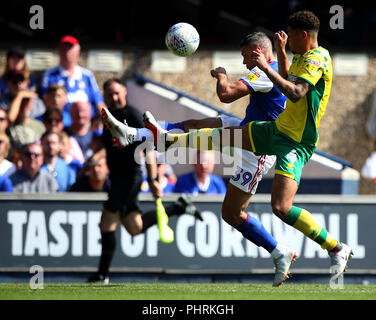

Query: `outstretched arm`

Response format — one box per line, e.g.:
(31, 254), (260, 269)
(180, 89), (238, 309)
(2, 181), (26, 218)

(210, 67), (250, 103)
(169, 67), (248, 132)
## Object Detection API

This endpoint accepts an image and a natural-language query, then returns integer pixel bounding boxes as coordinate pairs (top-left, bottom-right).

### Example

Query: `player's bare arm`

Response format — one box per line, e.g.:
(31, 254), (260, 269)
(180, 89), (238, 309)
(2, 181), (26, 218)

(274, 31), (290, 79)
(251, 48), (310, 102)
(180, 67), (251, 131)
(211, 67), (250, 103)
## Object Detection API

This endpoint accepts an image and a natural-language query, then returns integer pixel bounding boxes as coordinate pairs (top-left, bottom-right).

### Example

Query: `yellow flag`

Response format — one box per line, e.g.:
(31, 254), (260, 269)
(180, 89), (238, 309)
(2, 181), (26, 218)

(156, 198), (174, 243)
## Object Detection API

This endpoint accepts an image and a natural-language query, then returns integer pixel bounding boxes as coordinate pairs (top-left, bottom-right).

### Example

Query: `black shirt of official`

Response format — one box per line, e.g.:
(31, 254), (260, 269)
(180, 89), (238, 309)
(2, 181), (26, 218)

(102, 105), (145, 179)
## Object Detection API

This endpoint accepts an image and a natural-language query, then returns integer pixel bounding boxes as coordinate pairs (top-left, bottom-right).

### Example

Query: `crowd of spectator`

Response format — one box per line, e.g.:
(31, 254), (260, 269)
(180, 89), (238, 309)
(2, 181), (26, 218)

(0, 35), (227, 195)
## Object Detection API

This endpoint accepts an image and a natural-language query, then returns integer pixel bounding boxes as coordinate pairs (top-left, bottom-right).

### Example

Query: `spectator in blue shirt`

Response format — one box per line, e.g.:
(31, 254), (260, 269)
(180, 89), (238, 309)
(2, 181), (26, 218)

(40, 35), (105, 120)
(0, 174), (12, 192)
(40, 84), (72, 127)
(174, 150), (227, 194)
(40, 130), (75, 191)
(58, 131), (84, 176)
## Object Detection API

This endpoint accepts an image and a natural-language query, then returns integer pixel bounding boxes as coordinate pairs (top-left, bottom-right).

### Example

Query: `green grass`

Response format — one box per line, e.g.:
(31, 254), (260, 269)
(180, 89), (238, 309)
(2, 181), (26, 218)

(0, 283), (375, 300)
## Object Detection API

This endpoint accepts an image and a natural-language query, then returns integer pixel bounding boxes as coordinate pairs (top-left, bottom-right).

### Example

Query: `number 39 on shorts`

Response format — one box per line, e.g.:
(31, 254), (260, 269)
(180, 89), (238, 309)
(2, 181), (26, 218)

(231, 166), (253, 186)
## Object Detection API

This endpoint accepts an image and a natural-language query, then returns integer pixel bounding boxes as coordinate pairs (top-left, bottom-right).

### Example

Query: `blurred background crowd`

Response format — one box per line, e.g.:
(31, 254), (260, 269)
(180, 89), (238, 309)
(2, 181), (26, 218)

(0, 35), (228, 194)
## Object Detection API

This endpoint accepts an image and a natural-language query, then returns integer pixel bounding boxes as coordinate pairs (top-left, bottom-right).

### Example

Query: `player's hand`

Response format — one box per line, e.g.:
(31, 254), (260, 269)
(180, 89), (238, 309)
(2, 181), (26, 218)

(250, 47), (269, 71)
(210, 67), (227, 79)
(149, 179), (163, 199)
(273, 30), (288, 52)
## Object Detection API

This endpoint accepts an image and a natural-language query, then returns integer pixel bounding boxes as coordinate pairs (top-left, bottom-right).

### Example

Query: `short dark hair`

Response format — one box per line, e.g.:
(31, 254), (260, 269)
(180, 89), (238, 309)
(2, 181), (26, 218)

(240, 32), (272, 50)
(46, 84), (67, 95)
(3, 69), (28, 83)
(103, 78), (124, 91)
(287, 10), (320, 32)
(42, 107), (63, 122)
(7, 46), (25, 59)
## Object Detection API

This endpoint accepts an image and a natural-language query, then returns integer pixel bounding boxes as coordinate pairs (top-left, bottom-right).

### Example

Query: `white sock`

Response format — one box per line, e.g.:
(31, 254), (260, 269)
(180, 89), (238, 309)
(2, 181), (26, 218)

(270, 243), (285, 259)
(136, 128), (153, 141)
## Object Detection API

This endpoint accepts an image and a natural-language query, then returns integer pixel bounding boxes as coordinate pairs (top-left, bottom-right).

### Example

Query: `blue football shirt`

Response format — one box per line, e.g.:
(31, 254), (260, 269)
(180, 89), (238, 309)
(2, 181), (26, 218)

(239, 61), (286, 125)
(173, 172), (227, 195)
(40, 65), (104, 118)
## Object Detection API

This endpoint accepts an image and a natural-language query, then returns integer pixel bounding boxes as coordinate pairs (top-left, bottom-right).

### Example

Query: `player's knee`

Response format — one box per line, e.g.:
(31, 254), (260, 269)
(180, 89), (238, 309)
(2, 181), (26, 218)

(121, 214), (143, 236)
(99, 209), (119, 232)
(221, 209), (231, 225)
(271, 201), (289, 220)
(127, 228), (141, 237)
(221, 206), (240, 227)
(99, 220), (117, 233)
(122, 222), (142, 236)
(221, 203), (231, 222)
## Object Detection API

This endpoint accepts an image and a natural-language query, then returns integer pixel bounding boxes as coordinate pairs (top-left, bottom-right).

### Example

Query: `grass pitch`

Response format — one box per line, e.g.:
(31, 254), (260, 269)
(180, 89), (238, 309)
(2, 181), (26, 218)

(0, 283), (375, 300)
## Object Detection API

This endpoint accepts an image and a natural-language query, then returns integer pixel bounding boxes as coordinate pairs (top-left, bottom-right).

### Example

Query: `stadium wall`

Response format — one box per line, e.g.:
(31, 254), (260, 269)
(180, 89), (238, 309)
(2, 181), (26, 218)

(0, 193), (373, 275)
(1, 49), (375, 194)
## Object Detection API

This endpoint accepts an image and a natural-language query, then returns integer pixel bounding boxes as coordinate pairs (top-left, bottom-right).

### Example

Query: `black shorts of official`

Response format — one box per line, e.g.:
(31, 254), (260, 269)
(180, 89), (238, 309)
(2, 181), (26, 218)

(104, 172), (143, 218)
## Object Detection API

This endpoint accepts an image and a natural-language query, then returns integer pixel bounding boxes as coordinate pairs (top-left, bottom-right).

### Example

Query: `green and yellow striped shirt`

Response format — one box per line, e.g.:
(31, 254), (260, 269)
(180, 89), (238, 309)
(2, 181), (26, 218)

(275, 46), (333, 147)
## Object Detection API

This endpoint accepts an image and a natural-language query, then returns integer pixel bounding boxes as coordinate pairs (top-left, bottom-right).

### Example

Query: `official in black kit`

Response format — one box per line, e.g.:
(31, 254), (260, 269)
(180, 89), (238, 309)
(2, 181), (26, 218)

(88, 78), (202, 283)
(102, 84), (152, 221)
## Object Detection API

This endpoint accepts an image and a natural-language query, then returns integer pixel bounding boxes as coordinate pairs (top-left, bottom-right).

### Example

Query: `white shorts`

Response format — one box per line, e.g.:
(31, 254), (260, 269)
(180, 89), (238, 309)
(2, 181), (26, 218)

(219, 114), (244, 127)
(229, 148), (276, 194)
(218, 115), (276, 194)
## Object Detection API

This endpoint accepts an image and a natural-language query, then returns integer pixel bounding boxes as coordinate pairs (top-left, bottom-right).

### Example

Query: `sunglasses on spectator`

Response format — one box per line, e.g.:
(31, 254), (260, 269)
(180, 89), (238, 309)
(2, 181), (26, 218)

(23, 151), (41, 158)
(0, 140), (4, 144)
(0, 117), (7, 121)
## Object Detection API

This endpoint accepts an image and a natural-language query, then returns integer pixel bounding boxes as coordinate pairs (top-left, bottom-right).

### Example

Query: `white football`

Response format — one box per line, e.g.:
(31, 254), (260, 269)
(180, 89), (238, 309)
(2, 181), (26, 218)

(165, 22), (200, 57)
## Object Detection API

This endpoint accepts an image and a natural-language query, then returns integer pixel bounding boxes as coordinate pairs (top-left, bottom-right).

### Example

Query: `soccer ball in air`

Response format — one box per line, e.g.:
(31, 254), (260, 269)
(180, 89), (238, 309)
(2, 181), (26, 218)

(165, 22), (200, 57)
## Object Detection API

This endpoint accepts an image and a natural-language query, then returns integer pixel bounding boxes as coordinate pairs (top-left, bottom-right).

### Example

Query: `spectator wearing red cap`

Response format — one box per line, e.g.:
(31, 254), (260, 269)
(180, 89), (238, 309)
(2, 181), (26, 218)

(40, 35), (105, 124)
